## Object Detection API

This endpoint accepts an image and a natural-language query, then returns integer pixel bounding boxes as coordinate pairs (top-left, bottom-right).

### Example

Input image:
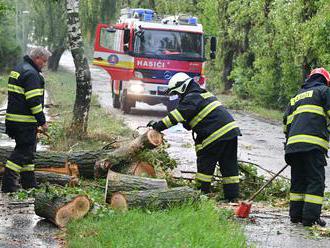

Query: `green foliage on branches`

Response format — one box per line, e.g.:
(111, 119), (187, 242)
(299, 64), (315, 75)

(0, 0), (21, 72)
(198, 0), (330, 109)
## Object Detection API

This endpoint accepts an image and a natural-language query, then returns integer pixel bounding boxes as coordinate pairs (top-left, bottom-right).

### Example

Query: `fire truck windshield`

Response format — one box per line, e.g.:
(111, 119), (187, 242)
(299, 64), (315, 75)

(134, 29), (204, 61)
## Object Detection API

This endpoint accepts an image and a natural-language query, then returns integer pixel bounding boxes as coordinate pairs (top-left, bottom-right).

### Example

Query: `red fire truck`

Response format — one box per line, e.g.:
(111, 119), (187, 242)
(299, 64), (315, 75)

(93, 8), (216, 113)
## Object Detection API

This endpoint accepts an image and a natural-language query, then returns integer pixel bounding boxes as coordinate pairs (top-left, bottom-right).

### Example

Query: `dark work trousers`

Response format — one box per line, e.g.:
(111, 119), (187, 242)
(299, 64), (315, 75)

(285, 149), (326, 224)
(196, 137), (239, 200)
(1, 126), (37, 192)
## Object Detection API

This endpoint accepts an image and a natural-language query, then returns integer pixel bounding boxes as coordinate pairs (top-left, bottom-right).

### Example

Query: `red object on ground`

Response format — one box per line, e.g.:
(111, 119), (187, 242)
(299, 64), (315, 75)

(235, 201), (252, 218)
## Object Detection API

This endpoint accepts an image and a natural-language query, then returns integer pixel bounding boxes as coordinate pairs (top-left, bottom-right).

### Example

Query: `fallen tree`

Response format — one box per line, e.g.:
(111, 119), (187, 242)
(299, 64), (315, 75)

(35, 171), (79, 187)
(108, 186), (200, 211)
(0, 130), (163, 179)
(34, 194), (91, 228)
(105, 170), (168, 196)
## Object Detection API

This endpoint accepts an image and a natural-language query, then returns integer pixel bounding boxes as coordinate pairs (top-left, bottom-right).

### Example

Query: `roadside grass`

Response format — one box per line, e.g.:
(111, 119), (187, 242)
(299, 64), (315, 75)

(44, 68), (132, 151)
(0, 74), (7, 104)
(66, 200), (247, 248)
(218, 93), (283, 122)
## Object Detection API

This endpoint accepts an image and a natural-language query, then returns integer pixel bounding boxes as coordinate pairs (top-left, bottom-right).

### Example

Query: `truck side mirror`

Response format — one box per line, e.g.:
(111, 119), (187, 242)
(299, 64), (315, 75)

(210, 36), (216, 59)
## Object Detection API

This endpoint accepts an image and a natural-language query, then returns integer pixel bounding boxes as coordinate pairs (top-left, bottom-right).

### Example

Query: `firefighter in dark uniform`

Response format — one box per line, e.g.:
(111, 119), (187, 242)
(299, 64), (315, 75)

(148, 72), (241, 201)
(283, 68), (330, 227)
(1, 47), (51, 193)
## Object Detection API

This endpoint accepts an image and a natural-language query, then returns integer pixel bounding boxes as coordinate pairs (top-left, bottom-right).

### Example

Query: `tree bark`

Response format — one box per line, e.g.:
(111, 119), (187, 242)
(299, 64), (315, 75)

(105, 170), (168, 197)
(48, 46), (66, 71)
(95, 130), (163, 177)
(34, 194), (91, 228)
(35, 171), (78, 186)
(109, 186), (200, 211)
(0, 130), (163, 179)
(66, 0), (92, 138)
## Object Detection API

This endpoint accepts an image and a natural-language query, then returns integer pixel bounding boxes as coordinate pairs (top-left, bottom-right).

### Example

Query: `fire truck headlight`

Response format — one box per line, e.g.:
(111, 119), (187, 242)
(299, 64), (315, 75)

(129, 84), (144, 94)
(134, 71), (143, 79)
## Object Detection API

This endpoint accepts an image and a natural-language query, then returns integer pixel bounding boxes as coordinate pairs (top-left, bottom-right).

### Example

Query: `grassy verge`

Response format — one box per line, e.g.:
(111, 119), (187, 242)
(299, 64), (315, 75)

(0, 74), (7, 104)
(44, 68), (132, 151)
(66, 200), (246, 248)
(218, 93), (283, 122)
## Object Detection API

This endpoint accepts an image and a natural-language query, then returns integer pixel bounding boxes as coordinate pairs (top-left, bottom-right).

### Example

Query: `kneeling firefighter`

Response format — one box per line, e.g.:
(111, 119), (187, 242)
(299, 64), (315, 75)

(283, 67), (330, 227)
(148, 72), (241, 201)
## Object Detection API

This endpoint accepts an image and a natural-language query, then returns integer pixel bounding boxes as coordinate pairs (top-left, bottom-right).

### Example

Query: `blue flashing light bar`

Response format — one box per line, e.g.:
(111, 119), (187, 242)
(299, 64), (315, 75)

(188, 17), (197, 25)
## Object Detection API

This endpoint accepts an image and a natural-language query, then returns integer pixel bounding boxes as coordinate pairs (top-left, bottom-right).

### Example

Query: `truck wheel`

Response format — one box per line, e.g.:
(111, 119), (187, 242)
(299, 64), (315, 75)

(112, 93), (121, 109)
(120, 90), (132, 114)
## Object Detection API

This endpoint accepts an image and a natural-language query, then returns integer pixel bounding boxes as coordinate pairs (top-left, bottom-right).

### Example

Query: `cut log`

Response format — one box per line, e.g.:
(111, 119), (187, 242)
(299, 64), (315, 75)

(34, 194), (91, 228)
(109, 186), (200, 211)
(106, 170), (168, 196)
(0, 147), (109, 178)
(35, 171), (79, 187)
(0, 130), (163, 179)
(113, 161), (156, 177)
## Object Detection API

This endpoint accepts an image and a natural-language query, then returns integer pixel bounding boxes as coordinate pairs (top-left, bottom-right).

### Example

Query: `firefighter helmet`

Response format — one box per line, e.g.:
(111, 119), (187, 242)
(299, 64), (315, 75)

(166, 72), (192, 95)
(309, 68), (330, 86)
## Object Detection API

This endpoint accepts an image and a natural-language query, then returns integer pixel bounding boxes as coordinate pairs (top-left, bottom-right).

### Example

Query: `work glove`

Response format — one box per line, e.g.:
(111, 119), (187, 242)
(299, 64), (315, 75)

(147, 120), (158, 129)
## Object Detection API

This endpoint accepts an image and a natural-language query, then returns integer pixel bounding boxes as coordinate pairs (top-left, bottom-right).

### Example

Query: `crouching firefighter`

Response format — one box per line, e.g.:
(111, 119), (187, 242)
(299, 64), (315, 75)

(1, 47), (51, 193)
(283, 68), (330, 227)
(147, 72), (241, 201)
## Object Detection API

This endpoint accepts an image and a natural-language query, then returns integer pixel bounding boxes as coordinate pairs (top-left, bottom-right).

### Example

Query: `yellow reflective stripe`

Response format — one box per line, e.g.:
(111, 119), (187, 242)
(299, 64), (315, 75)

(327, 109), (330, 117)
(290, 90), (313, 106)
(161, 116), (173, 128)
(170, 109), (184, 122)
(287, 134), (329, 150)
(304, 194), (323, 205)
(290, 193), (305, 201)
(190, 101), (222, 128)
(201, 92), (213, 99)
(25, 89), (44, 99)
(287, 105), (325, 125)
(6, 113), (37, 123)
(8, 84), (25, 94)
(195, 172), (212, 182)
(21, 164), (35, 172)
(5, 160), (22, 173)
(195, 121), (238, 152)
(222, 176), (240, 184)
(30, 104), (43, 114)
(10, 71), (20, 79)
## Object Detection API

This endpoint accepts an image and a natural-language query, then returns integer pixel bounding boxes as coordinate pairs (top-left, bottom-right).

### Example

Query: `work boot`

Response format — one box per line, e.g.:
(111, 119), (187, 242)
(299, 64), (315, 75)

(20, 171), (37, 190)
(290, 217), (302, 224)
(1, 168), (20, 193)
(303, 218), (326, 227)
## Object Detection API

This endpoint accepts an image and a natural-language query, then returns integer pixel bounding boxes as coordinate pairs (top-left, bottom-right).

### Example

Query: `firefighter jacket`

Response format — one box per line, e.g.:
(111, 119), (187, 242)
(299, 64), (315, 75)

(154, 81), (241, 154)
(5, 55), (46, 128)
(283, 80), (330, 155)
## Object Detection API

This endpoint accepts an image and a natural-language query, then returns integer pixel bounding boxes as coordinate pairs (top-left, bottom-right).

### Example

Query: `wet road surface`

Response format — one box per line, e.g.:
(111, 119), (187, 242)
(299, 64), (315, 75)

(0, 96), (59, 247)
(0, 193), (60, 248)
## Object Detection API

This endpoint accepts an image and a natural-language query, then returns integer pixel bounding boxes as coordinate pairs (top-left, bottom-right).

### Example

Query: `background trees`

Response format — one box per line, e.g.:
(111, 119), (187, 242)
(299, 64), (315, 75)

(0, 0), (329, 110)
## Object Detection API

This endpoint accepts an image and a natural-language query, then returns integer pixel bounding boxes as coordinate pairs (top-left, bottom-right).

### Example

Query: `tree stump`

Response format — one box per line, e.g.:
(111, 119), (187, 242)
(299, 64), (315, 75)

(109, 186), (200, 211)
(34, 194), (91, 228)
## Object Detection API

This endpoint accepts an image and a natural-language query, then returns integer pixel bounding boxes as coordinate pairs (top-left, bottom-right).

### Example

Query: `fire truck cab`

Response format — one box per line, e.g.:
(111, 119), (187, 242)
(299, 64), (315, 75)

(93, 8), (216, 113)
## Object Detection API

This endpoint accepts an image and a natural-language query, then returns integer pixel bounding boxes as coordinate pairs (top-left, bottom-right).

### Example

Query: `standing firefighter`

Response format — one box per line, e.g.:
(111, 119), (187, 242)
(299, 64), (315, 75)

(148, 72), (241, 201)
(1, 47), (51, 193)
(283, 68), (330, 227)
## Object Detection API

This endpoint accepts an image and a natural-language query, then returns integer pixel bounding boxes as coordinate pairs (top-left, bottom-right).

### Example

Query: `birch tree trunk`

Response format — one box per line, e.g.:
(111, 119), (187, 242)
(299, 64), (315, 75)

(66, 0), (92, 138)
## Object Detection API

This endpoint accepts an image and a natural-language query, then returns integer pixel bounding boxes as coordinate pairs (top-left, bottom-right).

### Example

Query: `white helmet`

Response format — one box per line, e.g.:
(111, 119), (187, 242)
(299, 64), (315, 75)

(166, 72), (192, 95)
